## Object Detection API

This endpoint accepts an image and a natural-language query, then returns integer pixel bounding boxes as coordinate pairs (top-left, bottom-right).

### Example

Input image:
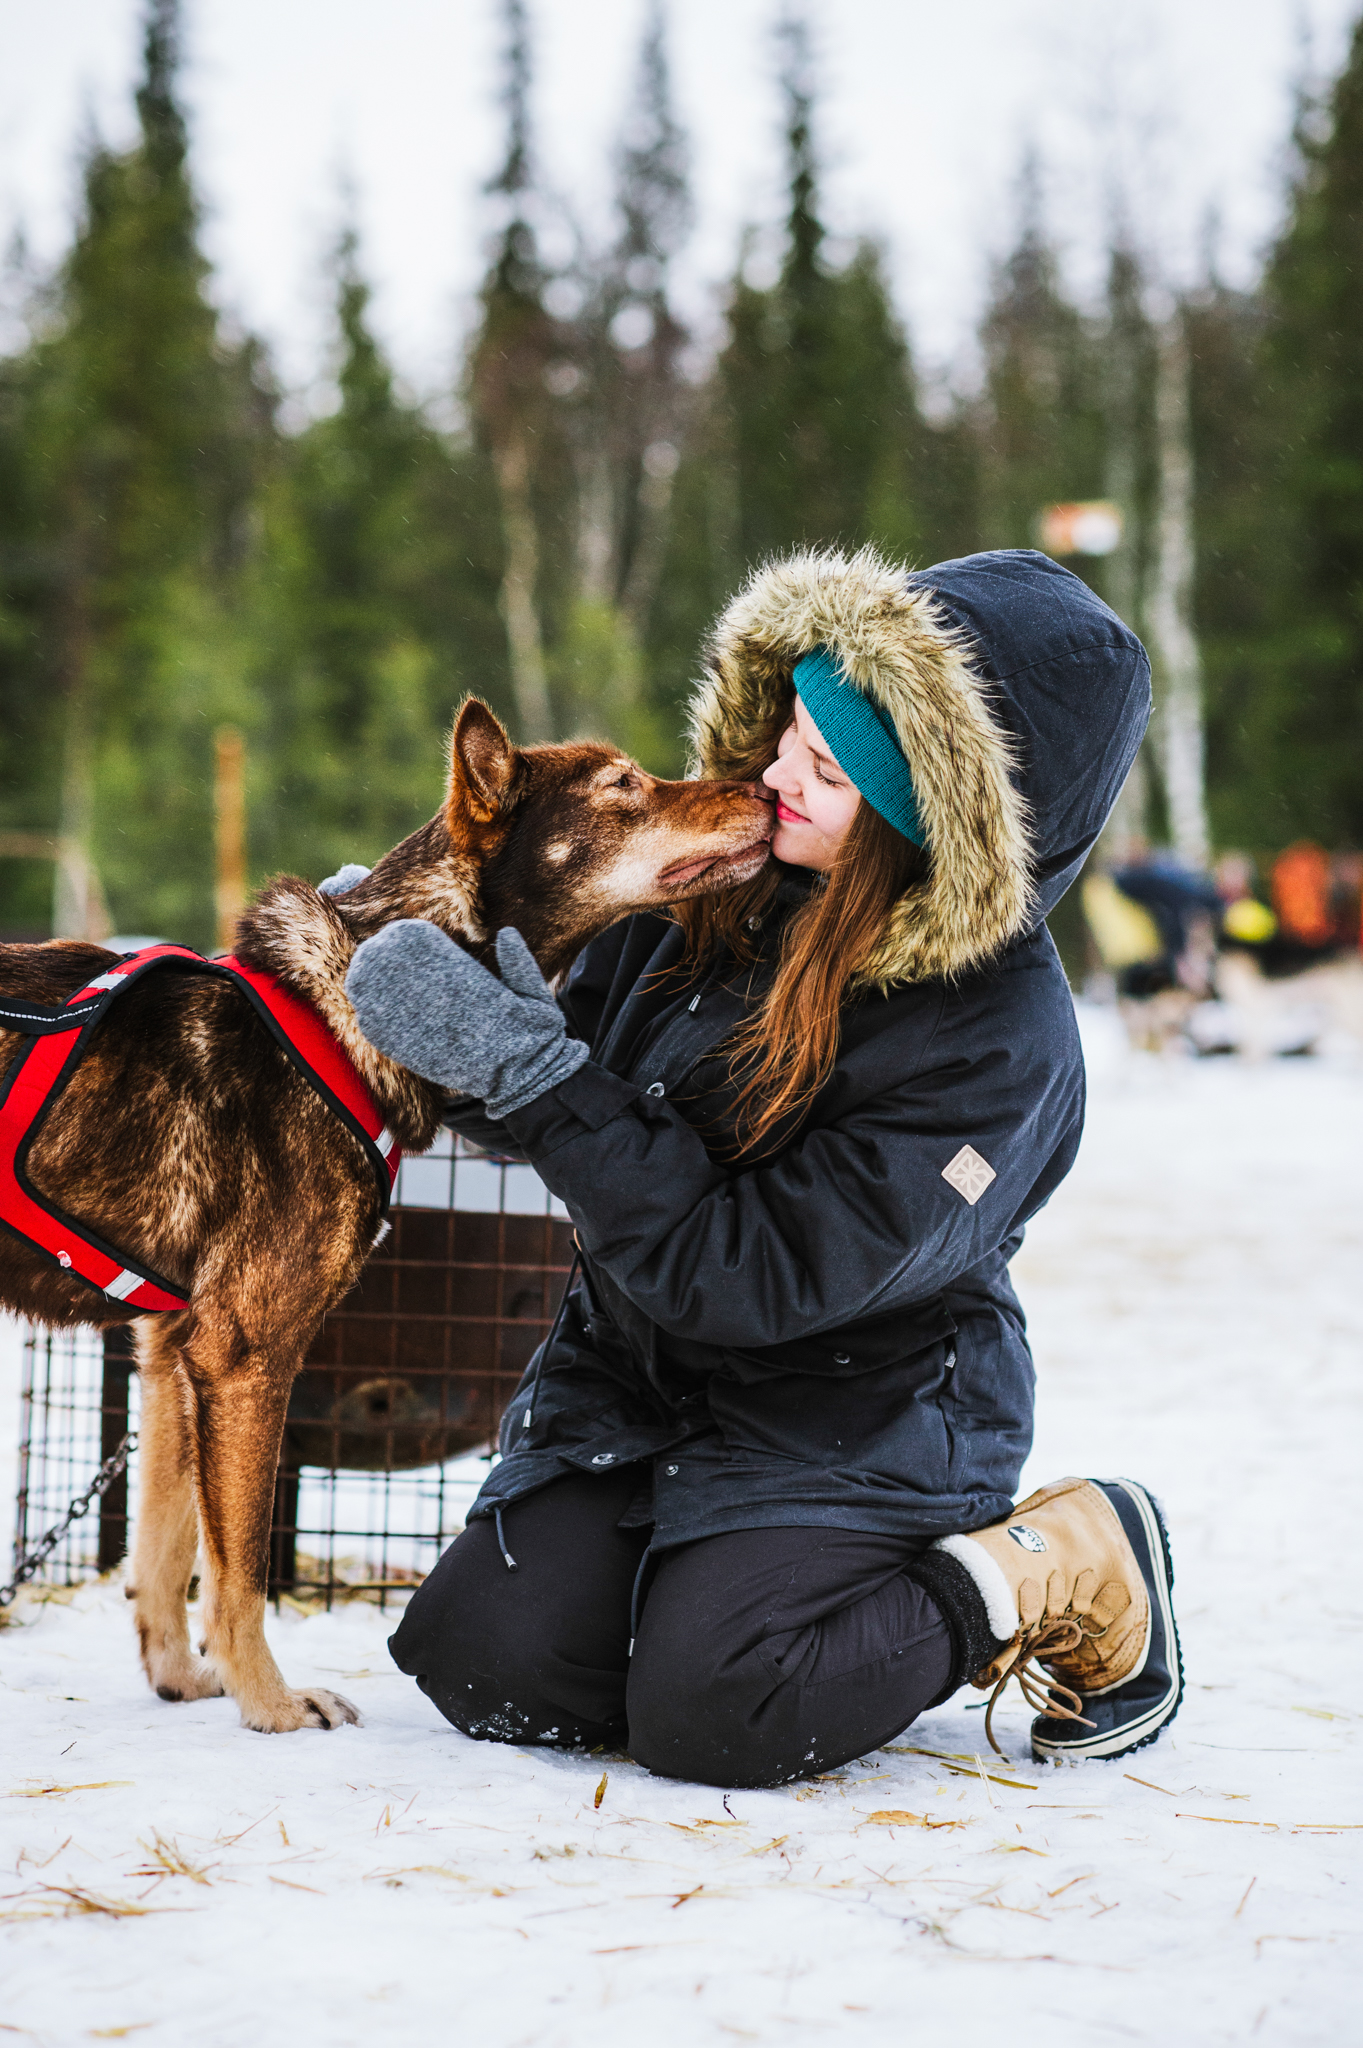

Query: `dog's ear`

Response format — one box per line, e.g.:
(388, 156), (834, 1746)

(447, 698), (517, 830)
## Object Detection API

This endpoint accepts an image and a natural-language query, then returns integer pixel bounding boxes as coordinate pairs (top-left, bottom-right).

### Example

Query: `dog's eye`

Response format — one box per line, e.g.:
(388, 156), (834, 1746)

(613, 772), (636, 790)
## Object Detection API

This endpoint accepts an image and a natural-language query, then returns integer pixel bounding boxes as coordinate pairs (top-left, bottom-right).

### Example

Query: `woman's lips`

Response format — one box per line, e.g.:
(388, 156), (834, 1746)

(776, 799), (808, 825)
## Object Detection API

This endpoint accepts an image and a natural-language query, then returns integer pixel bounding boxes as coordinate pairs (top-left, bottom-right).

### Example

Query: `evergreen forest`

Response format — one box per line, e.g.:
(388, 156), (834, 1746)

(3, 0), (1362, 952)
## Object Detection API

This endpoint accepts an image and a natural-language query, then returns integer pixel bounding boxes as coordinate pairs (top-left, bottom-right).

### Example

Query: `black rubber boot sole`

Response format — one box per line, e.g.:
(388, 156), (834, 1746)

(1030, 1478), (1185, 1764)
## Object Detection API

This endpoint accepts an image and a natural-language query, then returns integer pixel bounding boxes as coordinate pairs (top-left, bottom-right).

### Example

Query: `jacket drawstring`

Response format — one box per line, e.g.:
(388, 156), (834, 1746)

(494, 1506), (518, 1572)
(627, 1546), (653, 1657)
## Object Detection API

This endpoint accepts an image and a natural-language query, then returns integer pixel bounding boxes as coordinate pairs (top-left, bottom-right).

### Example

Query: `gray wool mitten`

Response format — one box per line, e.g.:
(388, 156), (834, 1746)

(345, 921), (589, 1117)
(318, 863), (372, 897)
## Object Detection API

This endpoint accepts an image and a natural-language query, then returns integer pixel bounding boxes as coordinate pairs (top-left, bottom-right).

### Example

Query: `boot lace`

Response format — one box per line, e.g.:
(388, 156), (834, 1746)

(984, 1614), (1099, 1757)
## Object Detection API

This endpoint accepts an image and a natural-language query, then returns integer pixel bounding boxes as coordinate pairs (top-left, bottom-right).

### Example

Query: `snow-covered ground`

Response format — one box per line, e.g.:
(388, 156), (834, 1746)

(2, 1008), (1361, 2047)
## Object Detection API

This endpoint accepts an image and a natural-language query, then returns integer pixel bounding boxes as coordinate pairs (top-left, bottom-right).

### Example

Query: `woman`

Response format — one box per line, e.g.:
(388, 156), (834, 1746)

(343, 546), (1182, 1786)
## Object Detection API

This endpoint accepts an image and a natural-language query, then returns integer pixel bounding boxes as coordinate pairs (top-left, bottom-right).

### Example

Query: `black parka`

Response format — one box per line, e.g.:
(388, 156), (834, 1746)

(456, 549), (1150, 1549)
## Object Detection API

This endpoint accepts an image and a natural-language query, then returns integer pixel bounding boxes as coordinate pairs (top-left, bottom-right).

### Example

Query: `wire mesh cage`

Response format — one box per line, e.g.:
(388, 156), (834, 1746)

(10, 1134), (572, 1609)
(12, 1321), (141, 1588)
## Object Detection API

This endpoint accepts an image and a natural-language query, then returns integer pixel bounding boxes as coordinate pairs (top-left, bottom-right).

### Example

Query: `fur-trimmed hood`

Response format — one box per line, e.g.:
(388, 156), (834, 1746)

(688, 546), (1150, 986)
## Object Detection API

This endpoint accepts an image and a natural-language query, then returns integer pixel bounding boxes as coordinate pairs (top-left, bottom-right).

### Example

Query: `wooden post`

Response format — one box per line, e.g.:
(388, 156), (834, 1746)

(214, 727), (246, 952)
(97, 1326), (136, 1572)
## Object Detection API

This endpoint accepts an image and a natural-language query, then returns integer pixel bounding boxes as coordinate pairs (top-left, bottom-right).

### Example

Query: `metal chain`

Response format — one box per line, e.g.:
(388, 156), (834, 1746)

(0, 1431), (138, 1609)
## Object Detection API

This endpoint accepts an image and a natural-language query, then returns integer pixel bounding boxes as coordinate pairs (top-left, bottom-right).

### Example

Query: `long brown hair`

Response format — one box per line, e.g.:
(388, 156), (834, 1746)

(672, 801), (927, 1156)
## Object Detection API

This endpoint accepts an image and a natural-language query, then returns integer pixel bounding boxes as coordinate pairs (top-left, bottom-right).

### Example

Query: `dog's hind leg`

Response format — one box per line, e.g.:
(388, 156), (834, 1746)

(180, 1314), (359, 1734)
(127, 1318), (224, 1704)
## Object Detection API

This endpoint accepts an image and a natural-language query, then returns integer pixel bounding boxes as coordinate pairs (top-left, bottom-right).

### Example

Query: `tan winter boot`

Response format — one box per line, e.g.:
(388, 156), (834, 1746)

(932, 1477), (1152, 1755)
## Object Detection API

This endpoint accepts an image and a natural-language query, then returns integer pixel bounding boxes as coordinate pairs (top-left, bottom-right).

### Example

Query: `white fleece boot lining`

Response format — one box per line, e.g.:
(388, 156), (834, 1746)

(931, 1533), (1019, 1644)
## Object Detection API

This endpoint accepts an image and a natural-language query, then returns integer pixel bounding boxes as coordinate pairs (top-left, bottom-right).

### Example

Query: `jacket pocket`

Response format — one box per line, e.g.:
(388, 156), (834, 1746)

(707, 1336), (958, 1496)
(720, 1298), (957, 1384)
(940, 1309), (1035, 1497)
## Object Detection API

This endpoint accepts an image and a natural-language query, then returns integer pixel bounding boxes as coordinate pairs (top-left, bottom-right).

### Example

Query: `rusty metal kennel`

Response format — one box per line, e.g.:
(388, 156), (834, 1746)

(10, 1135), (573, 1608)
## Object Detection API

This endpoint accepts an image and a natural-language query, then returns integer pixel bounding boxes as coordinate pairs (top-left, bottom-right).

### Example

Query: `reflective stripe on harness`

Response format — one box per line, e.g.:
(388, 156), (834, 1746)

(0, 943), (401, 1314)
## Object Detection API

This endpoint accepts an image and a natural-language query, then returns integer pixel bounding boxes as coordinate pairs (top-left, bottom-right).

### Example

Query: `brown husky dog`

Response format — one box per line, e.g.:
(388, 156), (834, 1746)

(0, 699), (771, 1732)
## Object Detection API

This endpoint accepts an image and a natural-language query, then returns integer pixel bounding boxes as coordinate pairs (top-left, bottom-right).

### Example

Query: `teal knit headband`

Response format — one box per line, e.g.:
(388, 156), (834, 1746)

(792, 645), (924, 846)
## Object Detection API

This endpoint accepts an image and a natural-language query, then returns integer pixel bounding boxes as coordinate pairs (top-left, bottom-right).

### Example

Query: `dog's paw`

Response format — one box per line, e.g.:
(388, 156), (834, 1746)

(240, 1687), (362, 1733)
(297, 1687), (362, 1730)
(146, 1650), (226, 1703)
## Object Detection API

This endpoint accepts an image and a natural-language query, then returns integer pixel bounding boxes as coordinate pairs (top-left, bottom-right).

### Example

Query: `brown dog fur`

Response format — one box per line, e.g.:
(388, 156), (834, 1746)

(0, 700), (771, 1732)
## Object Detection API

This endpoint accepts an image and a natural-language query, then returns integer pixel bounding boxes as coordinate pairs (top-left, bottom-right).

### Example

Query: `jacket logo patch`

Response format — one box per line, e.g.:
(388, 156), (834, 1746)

(941, 1144), (997, 1206)
(1008, 1524), (1048, 1553)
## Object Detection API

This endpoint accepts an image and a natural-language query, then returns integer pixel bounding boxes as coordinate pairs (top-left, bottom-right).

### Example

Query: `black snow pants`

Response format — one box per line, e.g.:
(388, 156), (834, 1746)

(388, 1470), (956, 1788)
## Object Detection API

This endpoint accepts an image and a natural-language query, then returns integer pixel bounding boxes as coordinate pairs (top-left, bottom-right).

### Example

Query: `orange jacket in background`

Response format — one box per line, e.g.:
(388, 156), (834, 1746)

(1271, 842), (1333, 947)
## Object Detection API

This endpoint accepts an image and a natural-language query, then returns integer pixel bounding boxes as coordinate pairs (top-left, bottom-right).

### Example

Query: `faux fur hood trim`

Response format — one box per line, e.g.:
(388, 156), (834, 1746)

(688, 547), (1033, 987)
(234, 877), (445, 1153)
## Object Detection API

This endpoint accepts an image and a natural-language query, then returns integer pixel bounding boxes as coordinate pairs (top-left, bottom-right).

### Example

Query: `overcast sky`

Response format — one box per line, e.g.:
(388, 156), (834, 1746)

(2, 0), (1358, 404)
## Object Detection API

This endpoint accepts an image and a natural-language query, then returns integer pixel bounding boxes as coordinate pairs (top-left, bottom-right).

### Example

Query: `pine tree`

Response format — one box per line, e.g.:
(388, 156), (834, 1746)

(1, 0), (274, 945)
(249, 228), (506, 883)
(1093, 238), (1157, 841)
(717, 19), (926, 565)
(1185, 271), (1276, 852)
(0, 236), (63, 936)
(557, 0), (694, 762)
(596, 0), (691, 635)
(1246, 20), (1363, 844)
(978, 160), (1105, 560)
(467, 0), (569, 743)
(1100, 239), (1157, 632)
(644, 16), (944, 766)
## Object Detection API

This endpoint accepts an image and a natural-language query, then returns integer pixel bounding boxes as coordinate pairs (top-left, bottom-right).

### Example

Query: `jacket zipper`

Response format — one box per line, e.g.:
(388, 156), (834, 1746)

(520, 1244), (582, 1440)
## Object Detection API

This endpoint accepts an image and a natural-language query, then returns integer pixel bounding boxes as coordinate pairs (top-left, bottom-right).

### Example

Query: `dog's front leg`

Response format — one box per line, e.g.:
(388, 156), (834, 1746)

(181, 1326), (359, 1733)
(127, 1318), (224, 1703)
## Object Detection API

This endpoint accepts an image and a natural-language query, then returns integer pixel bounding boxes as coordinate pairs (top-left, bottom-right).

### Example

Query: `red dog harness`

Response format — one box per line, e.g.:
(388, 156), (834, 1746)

(0, 944), (400, 1313)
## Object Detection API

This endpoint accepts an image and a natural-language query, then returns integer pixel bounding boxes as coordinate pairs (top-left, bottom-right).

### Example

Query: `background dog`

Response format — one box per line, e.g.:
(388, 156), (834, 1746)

(0, 699), (771, 1733)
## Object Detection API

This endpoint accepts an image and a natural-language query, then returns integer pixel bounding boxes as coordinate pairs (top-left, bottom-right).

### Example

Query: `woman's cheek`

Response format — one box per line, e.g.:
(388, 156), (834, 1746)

(809, 789), (843, 837)
(831, 788), (860, 838)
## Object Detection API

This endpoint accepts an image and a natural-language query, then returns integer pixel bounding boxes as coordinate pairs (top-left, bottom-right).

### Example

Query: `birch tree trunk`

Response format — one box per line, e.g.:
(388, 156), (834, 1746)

(1101, 251), (1149, 848)
(52, 562), (111, 942)
(492, 433), (554, 745)
(54, 749), (111, 941)
(577, 449), (614, 608)
(621, 442), (679, 641)
(1148, 308), (1210, 870)
(568, 445), (645, 749)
